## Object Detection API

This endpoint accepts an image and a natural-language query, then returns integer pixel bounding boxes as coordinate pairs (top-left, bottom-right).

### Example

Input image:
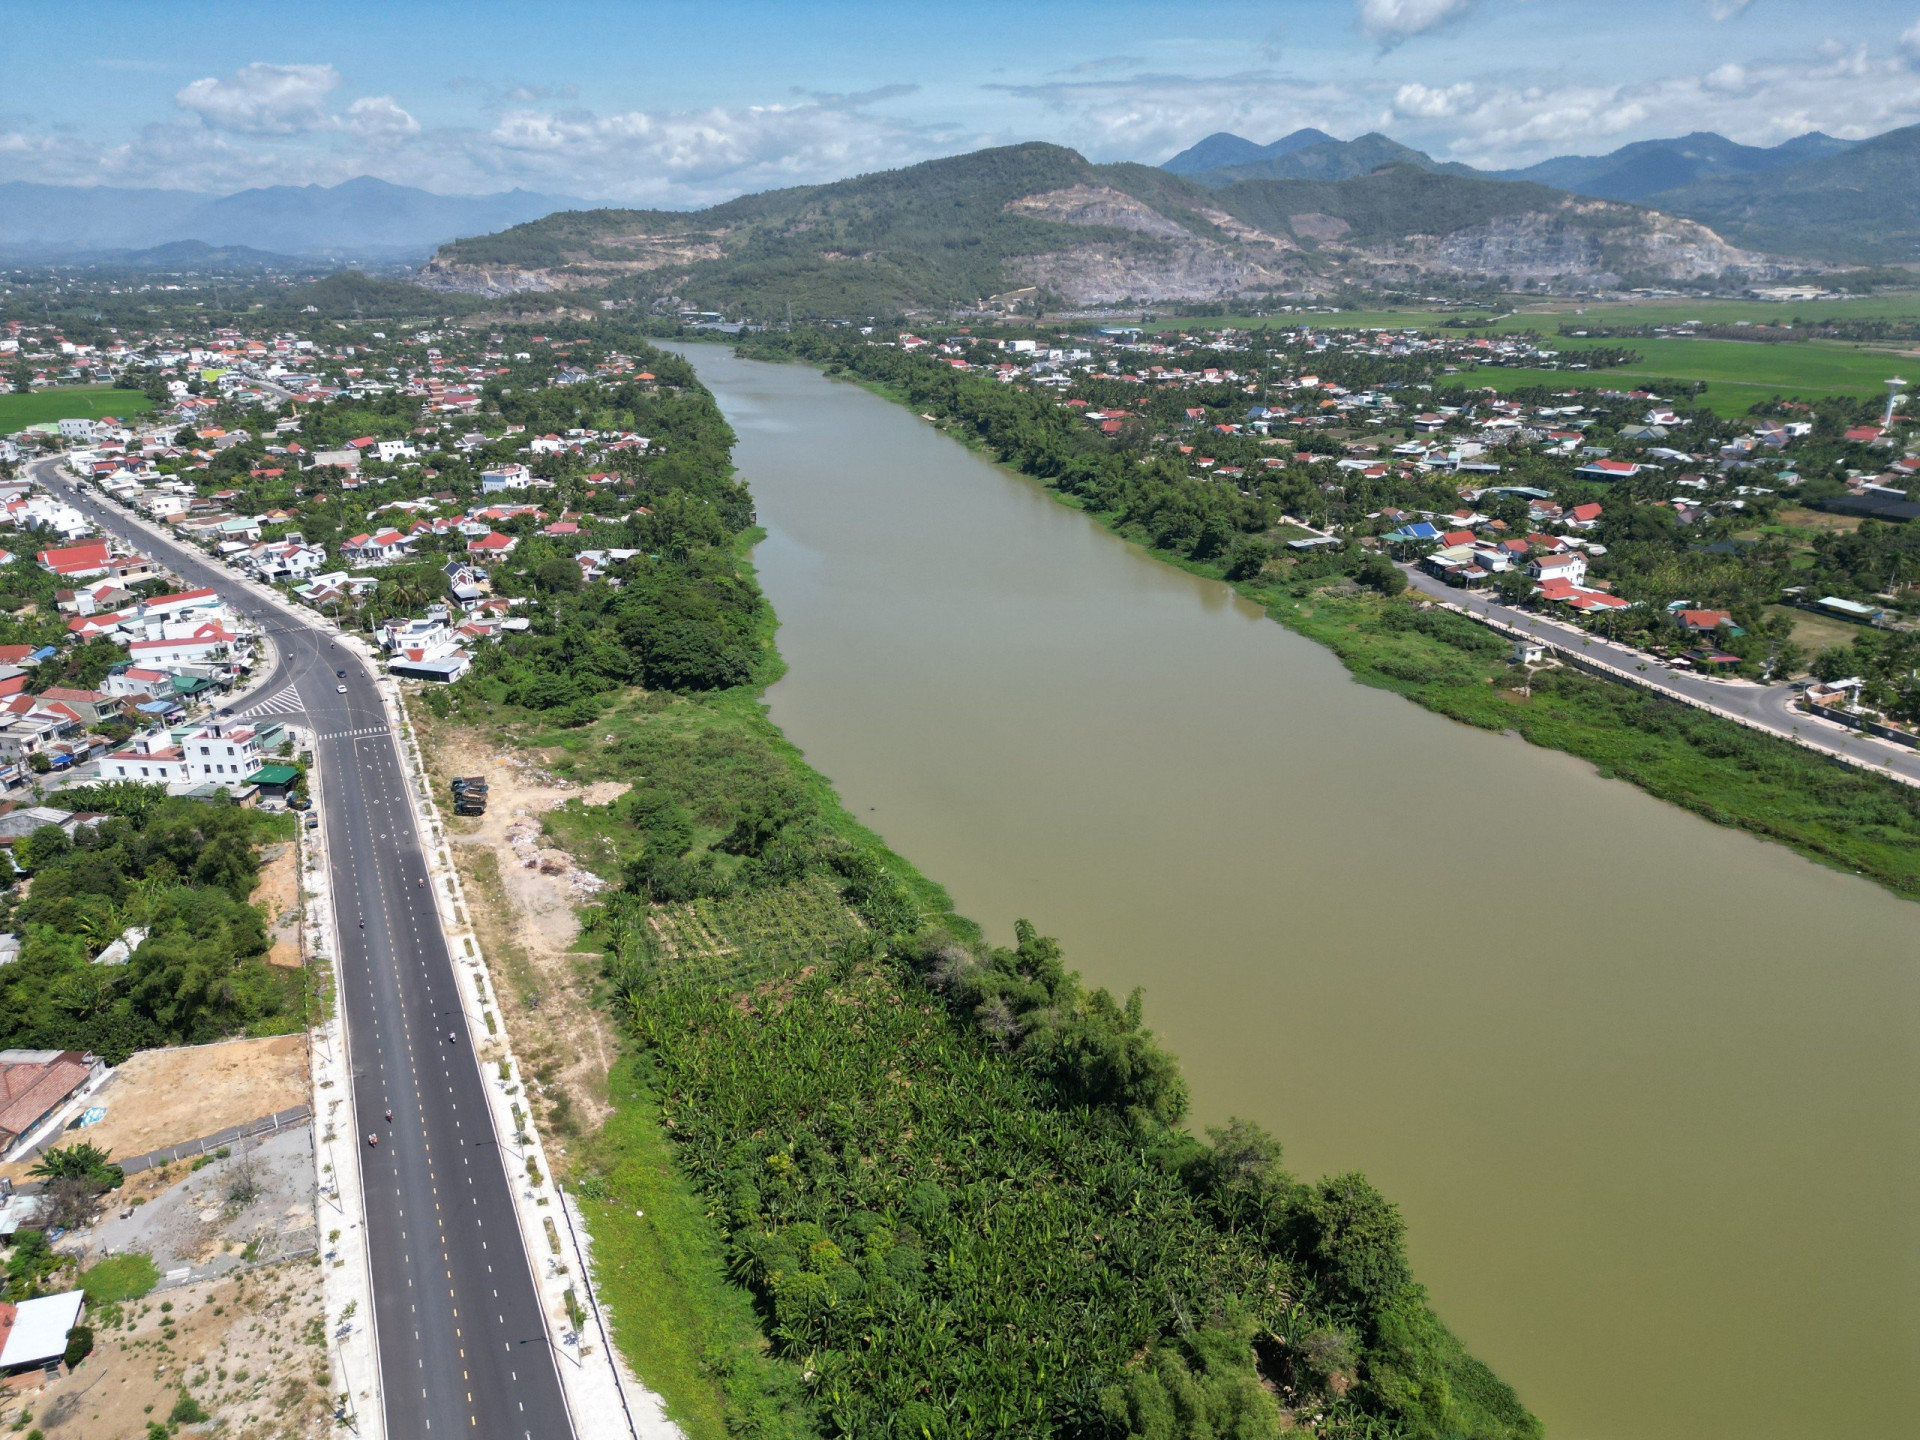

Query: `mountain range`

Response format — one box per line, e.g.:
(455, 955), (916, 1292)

(0, 176), (587, 261)
(419, 140), (1799, 314)
(1160, 125), (1919, 263)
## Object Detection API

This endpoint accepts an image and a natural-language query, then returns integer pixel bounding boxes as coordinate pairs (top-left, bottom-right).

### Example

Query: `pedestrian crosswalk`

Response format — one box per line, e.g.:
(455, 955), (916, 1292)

(314, 725), (391, 743)
(235, 685), (306, 718)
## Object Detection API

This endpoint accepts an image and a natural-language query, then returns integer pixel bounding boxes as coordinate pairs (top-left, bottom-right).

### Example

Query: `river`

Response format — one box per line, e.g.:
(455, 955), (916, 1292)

(670, 342), (1920, 1440)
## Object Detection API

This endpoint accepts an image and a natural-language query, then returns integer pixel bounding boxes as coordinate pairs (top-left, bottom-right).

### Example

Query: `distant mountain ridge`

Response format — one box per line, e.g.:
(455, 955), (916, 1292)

(0, 176), (588, 260)
(1158, 125), (1910, 262)
(1494, 130), (1857, 200)
(1186, 132), (1482, 186)
(1161, 129), (1335, 174)
(1642, 123), (1920, 262)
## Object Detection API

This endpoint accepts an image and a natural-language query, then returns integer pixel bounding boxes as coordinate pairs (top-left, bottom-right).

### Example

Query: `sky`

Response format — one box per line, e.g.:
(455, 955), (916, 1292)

(6, 0), (1920, 205)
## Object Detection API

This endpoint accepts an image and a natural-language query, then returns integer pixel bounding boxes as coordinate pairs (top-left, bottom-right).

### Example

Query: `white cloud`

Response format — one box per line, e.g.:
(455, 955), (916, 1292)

(471, 93), (961, 200)
(1703, 62), (1749, 93)
(1705, 0), (1753, 18)
(1356, 0), (1472, 42)
(1427, 47), (1920, 169)
(175, 63), (341, 135)
(1393, 81), (1475, 119)
(342, 96), (421, 146)
(1901, 17), (1920, 59)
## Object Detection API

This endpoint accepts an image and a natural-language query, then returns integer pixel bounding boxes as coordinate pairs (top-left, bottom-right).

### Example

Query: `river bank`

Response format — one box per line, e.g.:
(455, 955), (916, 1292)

(742, 333), (1920, 902)
(421, 671), (1535, 1440)
(416, 346), (1534, 1439)
(672, 340), (1920, 1440)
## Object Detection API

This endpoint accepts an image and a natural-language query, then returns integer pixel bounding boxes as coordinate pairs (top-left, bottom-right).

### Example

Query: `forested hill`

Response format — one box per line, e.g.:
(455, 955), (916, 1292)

(1641, 122), (1920, 263)
(419, 141), (1795, 315)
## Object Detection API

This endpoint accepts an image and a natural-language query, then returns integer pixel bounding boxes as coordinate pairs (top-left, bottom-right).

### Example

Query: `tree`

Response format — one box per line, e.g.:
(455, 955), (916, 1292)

(63, 1322), (94, 1368)
(42, 1175), (104, 1229)
(1223, 537), (1270, 581)
(30, 1141), (122, 1187)
(1357, 555), (1407, 596)
(1293, 1172), (1414, 1332)
(533, 555), (582, 594)
(1495, 569), (1534, 607)
(15, 823), (69, 871)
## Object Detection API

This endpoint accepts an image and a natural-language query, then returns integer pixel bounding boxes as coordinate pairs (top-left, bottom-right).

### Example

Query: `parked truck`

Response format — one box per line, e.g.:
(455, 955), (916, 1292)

(451, 775), (488, 816)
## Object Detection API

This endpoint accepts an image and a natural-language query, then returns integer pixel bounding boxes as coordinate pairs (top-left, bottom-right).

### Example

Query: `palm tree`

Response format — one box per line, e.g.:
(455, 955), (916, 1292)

(29, 1141), (119, 1184)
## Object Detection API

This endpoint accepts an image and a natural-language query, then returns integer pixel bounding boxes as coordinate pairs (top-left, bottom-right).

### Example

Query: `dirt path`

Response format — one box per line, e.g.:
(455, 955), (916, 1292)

(412, 715), (628, 1172)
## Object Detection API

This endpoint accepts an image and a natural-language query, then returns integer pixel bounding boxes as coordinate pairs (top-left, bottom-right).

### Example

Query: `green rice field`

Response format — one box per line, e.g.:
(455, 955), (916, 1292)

(0, 385), (153, 432)
(1453, 336), (1912, 415)
(1143, 294), (1920, 335)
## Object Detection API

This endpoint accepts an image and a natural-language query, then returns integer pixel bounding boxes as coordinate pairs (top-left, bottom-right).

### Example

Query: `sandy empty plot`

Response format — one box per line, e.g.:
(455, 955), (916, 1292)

(418, 718), (627, 1168)
(252, 841), (304, 968)
(1, 1035), (308, 1183)
(2, 1259), (331, 1440)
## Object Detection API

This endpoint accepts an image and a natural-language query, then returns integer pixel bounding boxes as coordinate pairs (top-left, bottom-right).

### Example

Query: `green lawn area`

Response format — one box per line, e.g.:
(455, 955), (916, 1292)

(1449, 336), (1912, 415)
(78, 1251), (160, 1304)
(0, 386), (153, 432)
(1766, 603), (1864, 656)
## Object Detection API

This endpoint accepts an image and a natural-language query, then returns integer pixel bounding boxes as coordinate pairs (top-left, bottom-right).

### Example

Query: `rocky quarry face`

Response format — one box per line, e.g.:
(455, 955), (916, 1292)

(1365, 206), (1800, 287)
(1002, 186), (1303, 303)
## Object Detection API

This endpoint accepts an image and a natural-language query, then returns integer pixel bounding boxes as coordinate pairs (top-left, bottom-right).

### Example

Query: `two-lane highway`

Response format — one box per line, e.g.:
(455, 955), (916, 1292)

(30, 458), (576, 1440)
(1400, 561), (1920, 786)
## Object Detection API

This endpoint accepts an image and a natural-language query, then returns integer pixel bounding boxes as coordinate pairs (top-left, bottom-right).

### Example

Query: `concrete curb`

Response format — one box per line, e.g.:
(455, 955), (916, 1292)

(303, 724), (389, 1440)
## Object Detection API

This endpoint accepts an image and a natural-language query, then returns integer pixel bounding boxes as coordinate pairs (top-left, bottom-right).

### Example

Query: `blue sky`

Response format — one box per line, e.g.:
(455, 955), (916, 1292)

(6, 0), (1920, 203)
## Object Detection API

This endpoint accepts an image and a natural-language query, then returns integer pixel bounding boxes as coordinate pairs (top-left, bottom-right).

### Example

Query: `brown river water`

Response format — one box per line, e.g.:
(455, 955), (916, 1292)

(671, 342), (1920, 1440)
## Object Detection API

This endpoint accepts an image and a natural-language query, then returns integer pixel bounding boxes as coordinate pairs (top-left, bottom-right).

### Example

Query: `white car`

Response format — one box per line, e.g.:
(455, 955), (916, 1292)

(336, 683), (348, 693)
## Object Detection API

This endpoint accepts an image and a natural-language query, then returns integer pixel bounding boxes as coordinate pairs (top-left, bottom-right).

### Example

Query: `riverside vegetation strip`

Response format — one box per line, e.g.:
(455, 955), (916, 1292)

(730, 328), (1920, 901)
(416, 340), (1537, 1439)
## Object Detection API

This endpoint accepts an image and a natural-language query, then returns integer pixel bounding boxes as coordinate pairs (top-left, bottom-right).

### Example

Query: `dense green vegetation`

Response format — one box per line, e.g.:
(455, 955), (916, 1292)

(0, 788), (302, 1062)
(419, 353), (1533, 1436)
(433, 676), (1535, 1440)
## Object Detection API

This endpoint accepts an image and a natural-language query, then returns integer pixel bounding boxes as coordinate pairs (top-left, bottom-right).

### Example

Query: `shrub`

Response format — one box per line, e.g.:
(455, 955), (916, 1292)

(61, 1324), (92, 1368)
(169, 1390), (208, 1424)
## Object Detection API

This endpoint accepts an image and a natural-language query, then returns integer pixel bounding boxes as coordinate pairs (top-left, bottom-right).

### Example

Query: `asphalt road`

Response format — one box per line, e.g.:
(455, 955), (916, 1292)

(1400, 563), (1920, 787)
(29, 458), (576, 1440)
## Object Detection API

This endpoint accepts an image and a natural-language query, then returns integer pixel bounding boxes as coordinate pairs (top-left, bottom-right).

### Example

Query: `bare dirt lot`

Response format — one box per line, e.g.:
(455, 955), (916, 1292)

(412, 715), (628, 1172)
(0, 1258), (331, 1440)
(253, 841), (304, 968)
(2, 1037), (308, 1186)
(61, 1125), (317, 1284)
